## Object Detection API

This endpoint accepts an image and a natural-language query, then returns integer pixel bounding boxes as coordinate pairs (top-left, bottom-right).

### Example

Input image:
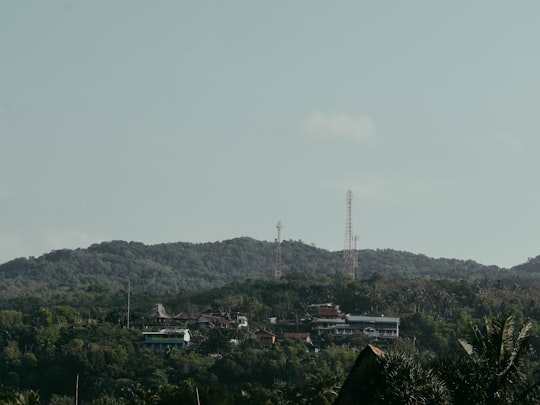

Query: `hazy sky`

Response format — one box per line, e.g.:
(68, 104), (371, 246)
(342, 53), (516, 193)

(2, 1), (540, 268)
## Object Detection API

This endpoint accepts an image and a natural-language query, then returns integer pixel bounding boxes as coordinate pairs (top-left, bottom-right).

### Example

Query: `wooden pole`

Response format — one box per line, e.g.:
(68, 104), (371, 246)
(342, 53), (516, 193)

(75, 373), (79, 405)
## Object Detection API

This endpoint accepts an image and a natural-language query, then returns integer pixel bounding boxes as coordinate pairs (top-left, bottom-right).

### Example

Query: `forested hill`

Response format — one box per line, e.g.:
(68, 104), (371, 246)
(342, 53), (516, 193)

(0, 237), (535, 296)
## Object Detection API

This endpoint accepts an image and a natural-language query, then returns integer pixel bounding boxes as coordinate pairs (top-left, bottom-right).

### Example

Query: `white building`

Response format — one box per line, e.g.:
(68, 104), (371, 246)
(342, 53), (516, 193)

(334, 315), (400, 343)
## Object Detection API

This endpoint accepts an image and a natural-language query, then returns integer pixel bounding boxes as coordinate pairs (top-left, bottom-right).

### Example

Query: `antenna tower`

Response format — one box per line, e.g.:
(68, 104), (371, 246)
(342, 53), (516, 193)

(343, 190), (358, 279)
(274, 221), (282, 279)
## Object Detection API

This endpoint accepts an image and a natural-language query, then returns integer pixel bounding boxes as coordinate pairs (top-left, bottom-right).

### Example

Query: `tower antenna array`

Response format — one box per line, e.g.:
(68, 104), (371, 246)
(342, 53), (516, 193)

(343, 190), (358, 279)
(274, 221), (282, 279)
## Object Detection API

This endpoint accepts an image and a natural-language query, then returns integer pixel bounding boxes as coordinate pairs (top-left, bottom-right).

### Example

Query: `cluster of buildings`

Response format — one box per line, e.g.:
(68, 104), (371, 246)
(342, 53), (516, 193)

(140, 303), (400, 352)
(308, 303), (400, 343)
(140, 303), (249, 352)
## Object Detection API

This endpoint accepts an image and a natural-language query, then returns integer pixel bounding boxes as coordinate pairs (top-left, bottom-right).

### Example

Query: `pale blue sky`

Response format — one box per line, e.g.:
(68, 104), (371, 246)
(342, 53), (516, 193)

(1, 1), (540, 267)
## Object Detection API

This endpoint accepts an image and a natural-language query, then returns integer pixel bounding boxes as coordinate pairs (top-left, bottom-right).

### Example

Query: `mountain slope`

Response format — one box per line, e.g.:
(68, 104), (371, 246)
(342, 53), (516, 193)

(0, 237), (531, 297)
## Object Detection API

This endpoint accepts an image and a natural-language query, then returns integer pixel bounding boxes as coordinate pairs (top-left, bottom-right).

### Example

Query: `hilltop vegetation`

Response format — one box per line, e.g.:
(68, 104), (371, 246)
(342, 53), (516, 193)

(0, 237), (535, 298)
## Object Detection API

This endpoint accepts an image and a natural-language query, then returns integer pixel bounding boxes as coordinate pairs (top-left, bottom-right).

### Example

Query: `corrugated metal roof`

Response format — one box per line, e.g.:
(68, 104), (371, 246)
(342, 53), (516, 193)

(346, 315), (400, 323)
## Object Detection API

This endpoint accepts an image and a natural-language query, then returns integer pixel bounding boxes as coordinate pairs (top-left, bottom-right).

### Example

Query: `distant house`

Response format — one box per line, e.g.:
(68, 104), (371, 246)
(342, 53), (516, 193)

(312, 316), (346, 336)
(174, 312), (190, 321)
(144, 303), (186, 329)
(281, 332), (312, 344)
(141, 329), (191, 352)
(308, 302), (400, 343)
(255, 330), (276, 347)
(149, 303), (172, 319)
(334, 315), (400, 344)
(197, 314), (231, 330)
(307, 303), (341, 317)
(309, 303), (346, 336)
(173, 312), (198, 327)
(317, 307), (341, 318)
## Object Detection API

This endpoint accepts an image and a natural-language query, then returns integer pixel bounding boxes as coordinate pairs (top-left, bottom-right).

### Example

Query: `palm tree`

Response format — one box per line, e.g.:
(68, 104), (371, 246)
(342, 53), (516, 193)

(334, 345), (451, 405)
(374, 350), (451, 405)
(437, 314), (538, 404)
(303, 370), (341, 404)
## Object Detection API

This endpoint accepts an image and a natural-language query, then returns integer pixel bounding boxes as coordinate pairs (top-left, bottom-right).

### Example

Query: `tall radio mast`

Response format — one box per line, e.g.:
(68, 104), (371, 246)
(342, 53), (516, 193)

(274, 221), (282, 279)
(343, 190), (358, 279)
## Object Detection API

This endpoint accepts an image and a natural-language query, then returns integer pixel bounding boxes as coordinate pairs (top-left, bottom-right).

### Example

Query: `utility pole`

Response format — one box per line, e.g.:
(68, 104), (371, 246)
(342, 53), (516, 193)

(75, 373), (79, 405)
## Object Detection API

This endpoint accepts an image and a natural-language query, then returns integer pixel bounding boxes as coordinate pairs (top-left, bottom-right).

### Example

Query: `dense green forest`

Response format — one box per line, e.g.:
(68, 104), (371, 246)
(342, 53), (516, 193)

(2, 238), (540, 403)
(1, 237), (538, 298)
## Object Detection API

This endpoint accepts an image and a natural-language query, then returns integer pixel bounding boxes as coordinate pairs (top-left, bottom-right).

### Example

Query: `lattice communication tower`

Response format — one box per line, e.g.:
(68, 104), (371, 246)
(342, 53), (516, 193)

(274, 221), (282, 279)
(343, 190), (359, 279)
